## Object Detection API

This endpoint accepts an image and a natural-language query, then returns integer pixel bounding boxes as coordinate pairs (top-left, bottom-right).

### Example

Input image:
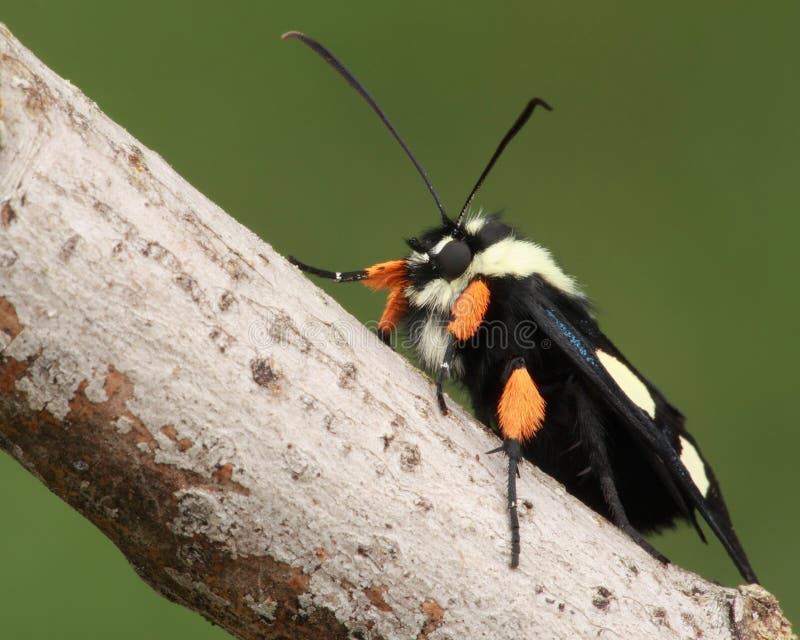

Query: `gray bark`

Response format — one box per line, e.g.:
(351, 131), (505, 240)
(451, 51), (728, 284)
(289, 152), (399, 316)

(0, 22), (794, 640)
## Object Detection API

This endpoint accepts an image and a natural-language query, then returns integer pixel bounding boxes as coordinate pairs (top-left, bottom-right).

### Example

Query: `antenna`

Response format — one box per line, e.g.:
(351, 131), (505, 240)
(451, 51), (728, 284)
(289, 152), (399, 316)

(454, 98), (552, 231)
(283, 31), (452, 227)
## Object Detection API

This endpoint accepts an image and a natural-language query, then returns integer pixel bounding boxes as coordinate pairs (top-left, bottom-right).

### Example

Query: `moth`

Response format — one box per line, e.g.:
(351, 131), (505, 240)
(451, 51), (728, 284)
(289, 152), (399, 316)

(283, 31), (758, 583)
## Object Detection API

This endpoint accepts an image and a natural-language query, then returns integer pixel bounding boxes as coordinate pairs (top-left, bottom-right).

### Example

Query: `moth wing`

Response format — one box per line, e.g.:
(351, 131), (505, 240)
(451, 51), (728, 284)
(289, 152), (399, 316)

(527, 281), (757, 582)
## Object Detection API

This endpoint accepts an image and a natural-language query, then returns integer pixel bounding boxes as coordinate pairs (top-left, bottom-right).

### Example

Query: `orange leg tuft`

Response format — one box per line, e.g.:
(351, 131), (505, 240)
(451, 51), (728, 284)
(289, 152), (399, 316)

(363, 260), (408, 290)
(498, 361), (546, 443)
(447, 278), (491, 341)
(378, 287), (409, 337)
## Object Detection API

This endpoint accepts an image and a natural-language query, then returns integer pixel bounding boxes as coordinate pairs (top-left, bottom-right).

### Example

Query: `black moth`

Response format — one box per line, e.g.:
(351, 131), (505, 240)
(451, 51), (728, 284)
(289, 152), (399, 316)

(283, 31), (757, 584)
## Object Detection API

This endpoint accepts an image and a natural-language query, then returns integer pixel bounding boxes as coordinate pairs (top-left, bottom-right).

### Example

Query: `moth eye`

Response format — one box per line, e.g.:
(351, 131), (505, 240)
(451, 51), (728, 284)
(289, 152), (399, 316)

(433, 240), (472, 281)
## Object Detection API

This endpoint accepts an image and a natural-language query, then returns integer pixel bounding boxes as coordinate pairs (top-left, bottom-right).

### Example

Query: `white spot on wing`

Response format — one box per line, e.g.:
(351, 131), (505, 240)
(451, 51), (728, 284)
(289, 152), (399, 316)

(595, 350), (656, 418)
(679, 436), (711, 496)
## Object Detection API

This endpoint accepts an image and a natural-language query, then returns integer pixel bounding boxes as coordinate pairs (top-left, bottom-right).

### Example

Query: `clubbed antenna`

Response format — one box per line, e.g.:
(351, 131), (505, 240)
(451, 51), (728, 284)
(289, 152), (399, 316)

(454, 98), (552, 232)
(283, 31), (453, 227)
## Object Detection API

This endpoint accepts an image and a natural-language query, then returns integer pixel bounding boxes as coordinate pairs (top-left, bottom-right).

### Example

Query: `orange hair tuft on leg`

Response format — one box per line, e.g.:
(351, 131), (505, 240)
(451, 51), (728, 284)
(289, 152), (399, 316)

(378, 287), (409, 335)
(363, 260), (408, 290)
(498, 364), (546, 443)
(447, 279), (491, 341)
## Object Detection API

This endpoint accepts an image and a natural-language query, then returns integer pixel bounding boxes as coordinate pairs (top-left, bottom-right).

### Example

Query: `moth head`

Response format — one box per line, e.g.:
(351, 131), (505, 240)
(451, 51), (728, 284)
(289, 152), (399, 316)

(406, 215), (512, 282)
(283, 32), (551, 286)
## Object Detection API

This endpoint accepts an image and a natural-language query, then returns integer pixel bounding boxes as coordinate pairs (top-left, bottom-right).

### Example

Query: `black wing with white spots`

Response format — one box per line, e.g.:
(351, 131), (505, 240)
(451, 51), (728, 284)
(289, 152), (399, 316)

(524, 278), (757, 583)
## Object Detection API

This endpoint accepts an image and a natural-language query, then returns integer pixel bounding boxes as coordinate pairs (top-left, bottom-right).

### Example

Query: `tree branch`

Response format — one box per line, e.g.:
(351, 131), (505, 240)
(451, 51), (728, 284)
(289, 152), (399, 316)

(0, 23), (794, 640)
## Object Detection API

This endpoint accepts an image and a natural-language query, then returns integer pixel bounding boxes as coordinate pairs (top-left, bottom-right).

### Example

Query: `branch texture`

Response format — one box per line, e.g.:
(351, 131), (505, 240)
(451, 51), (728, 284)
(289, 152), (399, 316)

(0, 24), (794, 640)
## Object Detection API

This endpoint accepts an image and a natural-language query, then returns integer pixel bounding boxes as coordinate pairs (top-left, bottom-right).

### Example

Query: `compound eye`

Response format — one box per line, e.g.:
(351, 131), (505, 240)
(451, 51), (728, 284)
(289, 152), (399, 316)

(434, 240), (472, 280)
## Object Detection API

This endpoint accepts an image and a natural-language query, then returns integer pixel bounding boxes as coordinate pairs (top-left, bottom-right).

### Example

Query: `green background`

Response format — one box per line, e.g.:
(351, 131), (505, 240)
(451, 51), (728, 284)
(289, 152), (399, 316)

(2, 2), (798, 637)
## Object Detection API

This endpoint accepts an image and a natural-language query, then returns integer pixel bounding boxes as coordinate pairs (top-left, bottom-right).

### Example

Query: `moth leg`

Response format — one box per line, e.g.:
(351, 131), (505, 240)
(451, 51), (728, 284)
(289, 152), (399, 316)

(435, 335), (456, 413)
(577, 390), (670, 564)
(288, 257), (369, 282)
(487, 438), (523, 566)
(288, 257), (407, 288)
(289, 257), (409, 344)
(601, 478), (669, 564)
(447, 276), (491, 341)
(377, 287), (409, 345)
(365, 261), (409, 344)
(492, 357), (546, 568)
(437, 277), (492, 413)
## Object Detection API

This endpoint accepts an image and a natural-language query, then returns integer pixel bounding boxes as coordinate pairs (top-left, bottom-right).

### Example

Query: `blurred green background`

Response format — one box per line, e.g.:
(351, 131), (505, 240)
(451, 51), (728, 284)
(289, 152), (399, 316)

(1, 2), (798, 637)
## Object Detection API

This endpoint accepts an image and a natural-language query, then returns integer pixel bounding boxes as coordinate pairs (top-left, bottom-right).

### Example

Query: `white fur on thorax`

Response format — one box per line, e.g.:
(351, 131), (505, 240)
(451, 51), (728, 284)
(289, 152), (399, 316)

(407, 216), (582, 314)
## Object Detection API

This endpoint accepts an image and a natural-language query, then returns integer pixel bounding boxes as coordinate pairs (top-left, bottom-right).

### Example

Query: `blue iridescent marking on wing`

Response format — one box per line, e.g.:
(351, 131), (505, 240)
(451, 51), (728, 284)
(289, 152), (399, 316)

(545, 309), (599, 369)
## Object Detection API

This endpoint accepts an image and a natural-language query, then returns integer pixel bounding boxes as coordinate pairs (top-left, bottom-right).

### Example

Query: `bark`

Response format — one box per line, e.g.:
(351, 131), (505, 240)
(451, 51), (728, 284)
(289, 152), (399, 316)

(0, 23), (794, 640)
